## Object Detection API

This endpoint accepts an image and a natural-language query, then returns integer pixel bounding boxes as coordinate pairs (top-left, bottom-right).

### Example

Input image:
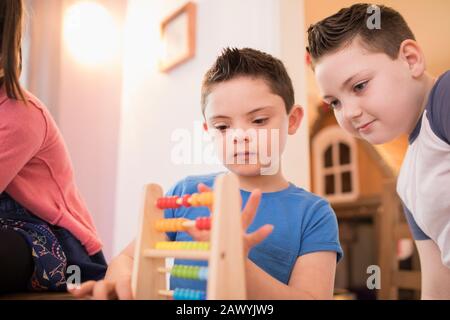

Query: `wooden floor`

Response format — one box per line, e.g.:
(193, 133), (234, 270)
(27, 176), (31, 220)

(0, 292), (76, 300)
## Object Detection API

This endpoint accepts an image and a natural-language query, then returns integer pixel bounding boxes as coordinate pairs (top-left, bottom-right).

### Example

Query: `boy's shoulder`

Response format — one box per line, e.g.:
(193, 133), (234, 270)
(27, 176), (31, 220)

(428, 70), (450, 113)
(166, 172), (223, 196)
(281, 184), (334, 215)
(423, 70), (450, 144)
(276, 183), (329, 204)
(434, 70), (450, 91)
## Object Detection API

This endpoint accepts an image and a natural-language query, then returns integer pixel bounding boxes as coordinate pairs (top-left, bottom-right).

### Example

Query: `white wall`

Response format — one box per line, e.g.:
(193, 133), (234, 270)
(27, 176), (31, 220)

(24, 0), (63, 118)
(113, 0), (309, 255)
(26, 0), (127, 260)
(279, 0), (310, 192)
(58, 0), (127, 260)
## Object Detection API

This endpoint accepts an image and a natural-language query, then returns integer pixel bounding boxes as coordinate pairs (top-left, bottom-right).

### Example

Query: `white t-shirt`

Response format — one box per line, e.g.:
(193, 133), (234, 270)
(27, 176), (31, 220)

(397, 71), (450, 268)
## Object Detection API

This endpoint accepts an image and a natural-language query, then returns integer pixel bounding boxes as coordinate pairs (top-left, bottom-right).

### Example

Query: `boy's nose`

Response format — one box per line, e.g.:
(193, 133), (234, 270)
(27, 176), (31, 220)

(343, 102), (363, 121)
(230, 128), (254, 144)
(233, 133), (251, 144)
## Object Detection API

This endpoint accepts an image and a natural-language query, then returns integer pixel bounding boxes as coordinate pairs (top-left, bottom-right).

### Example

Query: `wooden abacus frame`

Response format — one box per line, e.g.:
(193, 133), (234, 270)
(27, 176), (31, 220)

(131, 173), (247, 299)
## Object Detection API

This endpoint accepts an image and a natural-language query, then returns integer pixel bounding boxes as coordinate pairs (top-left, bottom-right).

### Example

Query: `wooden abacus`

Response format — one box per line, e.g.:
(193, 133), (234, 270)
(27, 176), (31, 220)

(131, 173), (247, 300)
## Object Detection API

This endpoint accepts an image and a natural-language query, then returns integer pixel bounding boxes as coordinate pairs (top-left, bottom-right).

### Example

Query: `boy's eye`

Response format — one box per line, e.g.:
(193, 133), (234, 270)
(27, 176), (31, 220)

(353, 81), (368, 93)
(329, 100), (340, 109)
(252, 117), (269, 125)
(214, 124), (229, 132)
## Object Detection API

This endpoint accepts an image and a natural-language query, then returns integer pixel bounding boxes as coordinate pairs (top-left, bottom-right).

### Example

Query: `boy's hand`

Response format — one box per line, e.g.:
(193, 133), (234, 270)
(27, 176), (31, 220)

(186, 183), (273, 257)
(67, 275), (133, 300)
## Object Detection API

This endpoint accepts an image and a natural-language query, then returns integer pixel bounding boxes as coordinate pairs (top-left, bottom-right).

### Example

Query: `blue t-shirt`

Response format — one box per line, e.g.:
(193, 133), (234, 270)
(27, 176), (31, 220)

(164, 172), (343, 291)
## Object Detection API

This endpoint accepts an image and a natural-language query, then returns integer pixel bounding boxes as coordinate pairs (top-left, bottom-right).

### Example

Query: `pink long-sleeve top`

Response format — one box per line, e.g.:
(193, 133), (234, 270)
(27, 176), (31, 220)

(0, 86), (102, 255)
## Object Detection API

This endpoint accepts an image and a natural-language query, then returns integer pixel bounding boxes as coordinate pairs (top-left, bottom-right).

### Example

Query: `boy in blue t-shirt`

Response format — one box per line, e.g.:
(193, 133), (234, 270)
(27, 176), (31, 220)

(70, 48), (343, 300)
(307, 4), (450, 298)
(165, 172), (342, 293)
(164, 48), (342, 298)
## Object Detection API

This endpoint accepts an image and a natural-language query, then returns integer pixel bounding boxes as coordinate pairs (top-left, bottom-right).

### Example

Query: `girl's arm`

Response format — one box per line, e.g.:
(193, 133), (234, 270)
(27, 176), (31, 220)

(0, 101), (45, 192)
(245, 251), (337, 300)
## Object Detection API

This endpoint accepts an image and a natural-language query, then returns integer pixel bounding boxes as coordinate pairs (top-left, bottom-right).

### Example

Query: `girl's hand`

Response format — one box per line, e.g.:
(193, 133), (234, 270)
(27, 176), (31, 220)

(186, 183), (273, 257)
(67, 275), (133, 300)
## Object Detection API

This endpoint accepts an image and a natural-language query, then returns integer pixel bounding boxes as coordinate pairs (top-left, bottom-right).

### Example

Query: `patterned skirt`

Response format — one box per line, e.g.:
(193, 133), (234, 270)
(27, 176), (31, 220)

(0, 192), (107, 292)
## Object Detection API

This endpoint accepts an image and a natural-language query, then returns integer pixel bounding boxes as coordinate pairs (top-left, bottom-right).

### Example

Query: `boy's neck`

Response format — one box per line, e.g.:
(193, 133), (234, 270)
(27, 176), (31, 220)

(236, 168), (290, 193)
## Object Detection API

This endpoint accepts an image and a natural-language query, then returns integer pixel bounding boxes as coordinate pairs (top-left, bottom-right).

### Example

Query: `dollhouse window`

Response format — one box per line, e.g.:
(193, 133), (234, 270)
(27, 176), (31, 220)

(313, 126), (359, 202)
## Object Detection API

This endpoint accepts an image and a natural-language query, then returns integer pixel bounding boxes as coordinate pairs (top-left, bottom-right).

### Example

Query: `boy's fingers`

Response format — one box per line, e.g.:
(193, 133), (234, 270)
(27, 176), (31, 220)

(242, 190), (261, 229)
(185, 226), (199, 238)
(197, 183), (211, 193)
(185, 225), (195, 236)
(197, 183), (213, 212)
(185, 226), (211, 241)
(68, 281), (95, 298)
(92, 280), (118, 300)
(116, 278), (133, 300)
(245, 224), (274, 249)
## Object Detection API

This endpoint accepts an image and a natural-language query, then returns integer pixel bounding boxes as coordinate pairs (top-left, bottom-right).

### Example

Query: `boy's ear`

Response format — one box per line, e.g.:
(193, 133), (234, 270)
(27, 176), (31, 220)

(398, 39), (425, 78)
(203, 122), (208, 132)
(288, 105), (304, 135)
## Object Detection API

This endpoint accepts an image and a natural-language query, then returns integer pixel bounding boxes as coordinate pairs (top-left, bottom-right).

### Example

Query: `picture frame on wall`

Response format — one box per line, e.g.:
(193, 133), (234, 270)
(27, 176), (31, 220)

(159, 2), (197, 72)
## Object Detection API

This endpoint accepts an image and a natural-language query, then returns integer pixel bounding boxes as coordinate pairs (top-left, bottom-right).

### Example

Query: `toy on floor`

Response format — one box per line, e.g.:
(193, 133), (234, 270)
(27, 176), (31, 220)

(131, 173), (247, 300)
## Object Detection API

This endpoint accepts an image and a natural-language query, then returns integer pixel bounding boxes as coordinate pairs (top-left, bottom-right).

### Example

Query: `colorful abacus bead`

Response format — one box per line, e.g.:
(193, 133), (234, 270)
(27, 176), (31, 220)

(156, 196), (181, 209)
(155, 218), (188, 232)
(181, 194), (191, 207)
(189, 193), (200, 206)
(195, 217), (211, 230)
(157, 192), (213, 209)
(155, 241), (210, 251)
(173, 288), (206, 300)
(171, 265), (208, 281)
(189, 192), (213, 207)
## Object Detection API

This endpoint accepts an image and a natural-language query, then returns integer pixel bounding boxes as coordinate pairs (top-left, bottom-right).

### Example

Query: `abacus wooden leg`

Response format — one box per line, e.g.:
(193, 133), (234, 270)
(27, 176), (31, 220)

(132, 184), (167, 299)
(207, 173), (247, 300)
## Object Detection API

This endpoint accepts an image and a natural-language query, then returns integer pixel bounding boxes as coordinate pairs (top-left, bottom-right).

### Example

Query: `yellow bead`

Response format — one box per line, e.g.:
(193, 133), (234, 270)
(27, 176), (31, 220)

(200, 192), (213, 206)
(190, 193), (200, 206)
(154, 218), (189, 232)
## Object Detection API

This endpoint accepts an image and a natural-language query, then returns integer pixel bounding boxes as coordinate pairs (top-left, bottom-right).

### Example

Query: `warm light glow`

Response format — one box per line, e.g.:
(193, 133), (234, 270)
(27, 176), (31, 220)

(63, 1), (120, 66)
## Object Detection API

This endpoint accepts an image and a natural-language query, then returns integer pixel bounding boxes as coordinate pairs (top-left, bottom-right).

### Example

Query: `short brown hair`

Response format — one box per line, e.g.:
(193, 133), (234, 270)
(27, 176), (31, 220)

(306, 3), (415, 65)
(0, 0), (26, 101)
(201, 47), (295, 114)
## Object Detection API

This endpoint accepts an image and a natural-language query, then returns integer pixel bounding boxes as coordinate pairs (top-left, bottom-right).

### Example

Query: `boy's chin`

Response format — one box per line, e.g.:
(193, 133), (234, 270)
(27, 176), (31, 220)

(360, 132), (398, 145)
(227, 163), (281, 176)
(226, 164), (263, 177)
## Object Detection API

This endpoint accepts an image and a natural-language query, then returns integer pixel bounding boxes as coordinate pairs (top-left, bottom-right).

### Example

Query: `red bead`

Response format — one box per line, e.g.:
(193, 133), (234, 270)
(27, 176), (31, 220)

(196, 217), (211, 230)
(182, 194), (191, 207)
(204, 218), (211, 230)
(156, 196), (180, 209)
(170, 196), (181, 208)
(156, 198), (165, 209)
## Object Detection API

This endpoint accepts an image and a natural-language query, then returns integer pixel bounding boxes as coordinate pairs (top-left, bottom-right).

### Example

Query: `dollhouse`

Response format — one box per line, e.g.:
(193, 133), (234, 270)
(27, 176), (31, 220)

(310, 103), (421, 299)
